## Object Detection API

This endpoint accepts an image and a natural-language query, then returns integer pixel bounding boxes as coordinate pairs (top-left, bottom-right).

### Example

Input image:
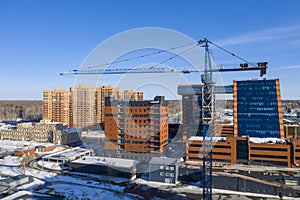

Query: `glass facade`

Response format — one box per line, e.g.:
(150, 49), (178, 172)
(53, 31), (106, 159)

(236, 80), (281, 138)
(236, 139), (248, 164)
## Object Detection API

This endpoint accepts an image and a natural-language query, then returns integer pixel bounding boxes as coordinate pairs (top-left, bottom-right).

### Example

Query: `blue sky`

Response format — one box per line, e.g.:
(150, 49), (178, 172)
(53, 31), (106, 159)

(0, 0), (300, 100)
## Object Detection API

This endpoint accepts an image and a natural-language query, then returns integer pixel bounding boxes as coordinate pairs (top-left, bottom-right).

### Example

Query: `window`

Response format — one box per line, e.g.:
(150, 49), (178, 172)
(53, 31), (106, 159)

(160, 166), (164, 170)
(165, 173), (170, 177)
(160, 172), (164, 176)
(170, 173), (174, 177)
(165, 166), (169, 170)
(170, 166), (174, 171)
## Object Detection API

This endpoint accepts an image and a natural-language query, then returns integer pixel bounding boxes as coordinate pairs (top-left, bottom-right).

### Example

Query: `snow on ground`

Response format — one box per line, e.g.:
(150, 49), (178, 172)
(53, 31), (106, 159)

(0, 166), (56, 180)
(35, 146), (66, 156)
(37, 160), (67, 171)
(66, 171), (130, 183)
(0, 156), (22, 166)
(47, 174), (125, 193)
(134, 178), (176, 188)
(25, 168), (126, 193)
(81, 130), (105, 138)
(17, 178), (45, 190)
(220, 163), (300, 173)
(2, 190), (51, 200)
(0, 167), (135, 199)
(25, 167), (57, 179)
(0, 166), (23, 176)
(47, 183), (135, 200)
(0, 140), (55, 151)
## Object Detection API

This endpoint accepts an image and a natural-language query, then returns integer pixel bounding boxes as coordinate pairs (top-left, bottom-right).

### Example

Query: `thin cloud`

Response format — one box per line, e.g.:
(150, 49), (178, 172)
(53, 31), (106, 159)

(272, 65), (300, 70)
(288, 39), (300, 48)
(216, 24), (300, 47)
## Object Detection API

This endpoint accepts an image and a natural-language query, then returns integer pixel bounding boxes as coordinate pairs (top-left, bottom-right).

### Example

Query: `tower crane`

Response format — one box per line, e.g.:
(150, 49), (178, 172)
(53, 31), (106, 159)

(60, 63), (267, 76)
(60, 39), (267, 200)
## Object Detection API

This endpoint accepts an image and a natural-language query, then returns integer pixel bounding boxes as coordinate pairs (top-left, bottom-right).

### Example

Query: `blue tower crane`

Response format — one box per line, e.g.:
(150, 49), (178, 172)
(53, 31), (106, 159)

(60, 38), (267, 200)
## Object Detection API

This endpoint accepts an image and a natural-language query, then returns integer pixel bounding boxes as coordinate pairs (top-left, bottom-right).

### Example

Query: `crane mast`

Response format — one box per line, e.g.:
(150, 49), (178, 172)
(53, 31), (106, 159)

(199, 38), (214, 200)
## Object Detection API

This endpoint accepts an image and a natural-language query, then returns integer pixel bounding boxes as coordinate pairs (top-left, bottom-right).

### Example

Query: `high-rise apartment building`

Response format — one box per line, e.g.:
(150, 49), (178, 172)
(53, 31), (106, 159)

(233, 79), (284, 138)
(70, 86), (98, 129)
(96, 87), (144, 124)
(104, 96), (168, 159)
(43, 86), (144, 129)
(96, 86), (119, 124)
(119, 90), (144, 101)
(42, 89), (71, 126)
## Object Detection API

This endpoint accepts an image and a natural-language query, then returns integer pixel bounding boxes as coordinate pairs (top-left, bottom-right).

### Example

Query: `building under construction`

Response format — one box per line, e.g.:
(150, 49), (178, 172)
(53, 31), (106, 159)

(104, 96), (168, 160)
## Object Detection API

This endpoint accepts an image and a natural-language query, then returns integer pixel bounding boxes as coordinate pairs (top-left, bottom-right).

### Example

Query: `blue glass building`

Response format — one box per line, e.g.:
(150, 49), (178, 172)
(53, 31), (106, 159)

(234, 79), (284, 138)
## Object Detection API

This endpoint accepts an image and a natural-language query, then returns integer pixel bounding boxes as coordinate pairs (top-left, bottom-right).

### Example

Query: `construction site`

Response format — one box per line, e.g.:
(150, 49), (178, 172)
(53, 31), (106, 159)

(57, 37), (300, 200)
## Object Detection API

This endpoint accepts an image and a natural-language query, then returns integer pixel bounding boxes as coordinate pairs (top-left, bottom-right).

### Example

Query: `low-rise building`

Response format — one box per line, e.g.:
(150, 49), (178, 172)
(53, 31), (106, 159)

(42, 147), (91, 164)
(186, 136), (300, 168)
(0, 120), (81, 146)
(186, 136), (237, 165)
(249, 137), (291, 167)
(69, 156), (140, 180)
(149, 157), (179, 184)
(284, 124), (300, 139)
(14, 146), (35, 157)
(37, 144), (56, 152)
(217, 123), (234, 137)
(0, 175), (33, 193)
(293, 139), (300, 167)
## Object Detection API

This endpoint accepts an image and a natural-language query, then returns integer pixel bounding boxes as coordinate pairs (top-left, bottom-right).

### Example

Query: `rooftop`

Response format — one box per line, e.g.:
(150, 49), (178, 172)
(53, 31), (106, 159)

(188, 136), (227, 142)
(15, 146), (34, 151)
(2, 175), (29, 184)
(71, 156), (140, 168)
(38, 143), (56, 147)
(0, 124), (15, 130)
(43, 147), (91, 161)
(249, 137), (286, 144)
(149, 157), (178, 165)
(188, 136), (287, 144)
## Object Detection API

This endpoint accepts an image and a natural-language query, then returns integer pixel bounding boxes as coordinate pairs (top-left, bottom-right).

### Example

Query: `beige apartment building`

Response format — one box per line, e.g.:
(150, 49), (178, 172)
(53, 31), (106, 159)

(70, 86), (97, 129)
(43, 86), (144, 129)
(96, 86), (119, 124)
(42, 89), (71, 126)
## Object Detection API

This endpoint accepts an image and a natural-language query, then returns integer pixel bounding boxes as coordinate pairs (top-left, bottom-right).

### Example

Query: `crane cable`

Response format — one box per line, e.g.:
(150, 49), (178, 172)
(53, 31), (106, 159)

(207, 40), (257, 67)
(85, 41), (198, 69)
(148, 43), (199, 69)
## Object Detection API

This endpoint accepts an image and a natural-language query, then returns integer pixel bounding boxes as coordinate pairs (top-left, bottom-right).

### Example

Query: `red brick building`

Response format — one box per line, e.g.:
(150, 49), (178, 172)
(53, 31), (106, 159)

(38, 144), (56, 152)
(14, 146), (35, 157)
